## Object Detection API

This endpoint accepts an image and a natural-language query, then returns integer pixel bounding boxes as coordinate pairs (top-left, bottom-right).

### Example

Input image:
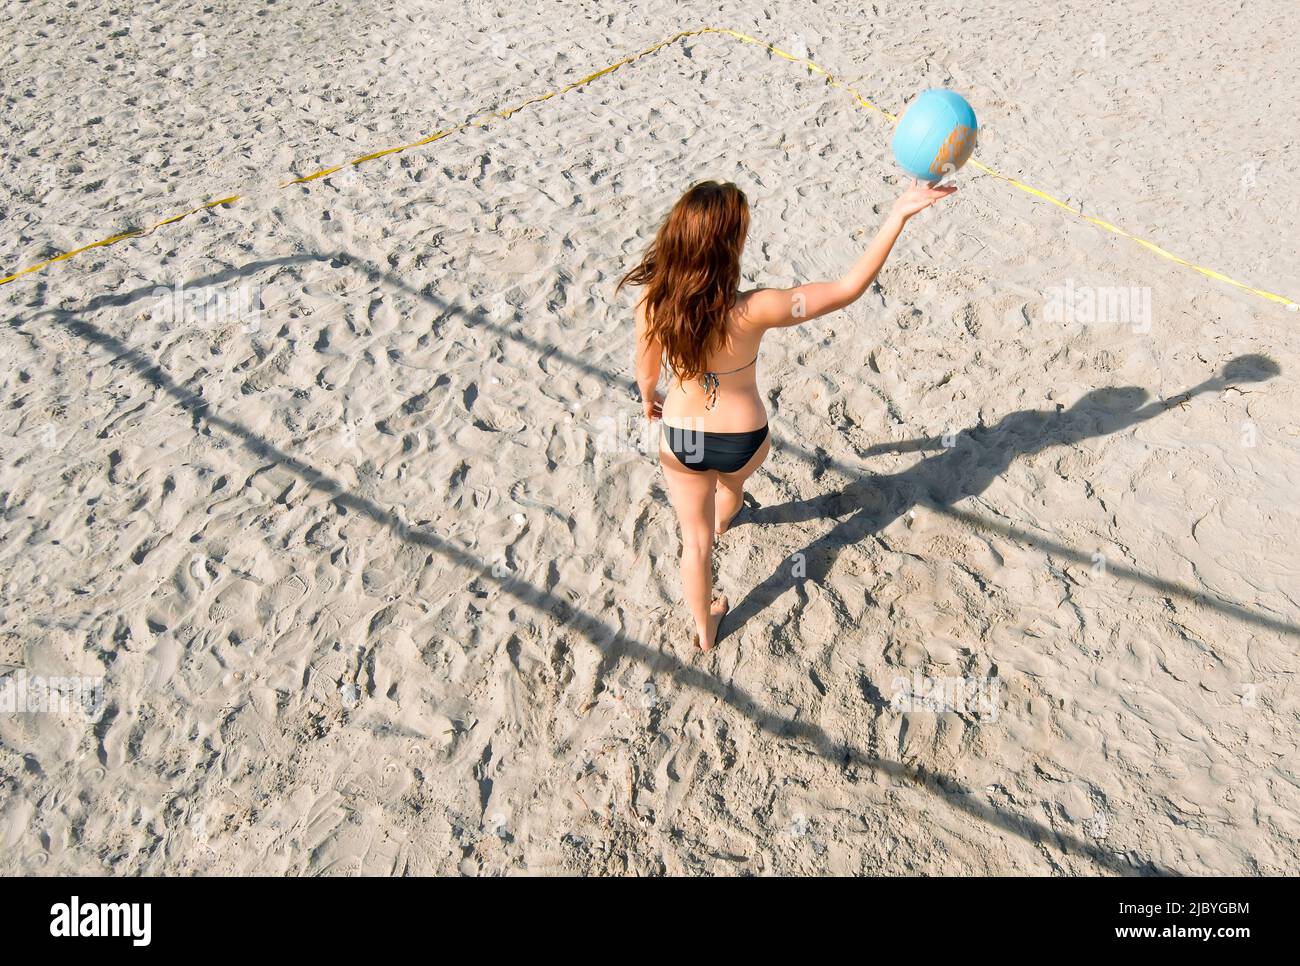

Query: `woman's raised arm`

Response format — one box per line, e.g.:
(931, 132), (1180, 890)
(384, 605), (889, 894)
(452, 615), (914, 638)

(741, 180), (956, 329)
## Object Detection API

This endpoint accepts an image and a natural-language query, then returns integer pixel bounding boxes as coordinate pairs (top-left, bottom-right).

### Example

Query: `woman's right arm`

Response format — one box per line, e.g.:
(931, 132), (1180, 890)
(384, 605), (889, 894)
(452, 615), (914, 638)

(742, 180), (956, 329)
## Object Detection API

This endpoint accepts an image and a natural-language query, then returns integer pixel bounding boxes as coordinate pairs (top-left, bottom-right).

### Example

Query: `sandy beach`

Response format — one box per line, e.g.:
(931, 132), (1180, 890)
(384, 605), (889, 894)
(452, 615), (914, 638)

(1, 0), (1297, 875)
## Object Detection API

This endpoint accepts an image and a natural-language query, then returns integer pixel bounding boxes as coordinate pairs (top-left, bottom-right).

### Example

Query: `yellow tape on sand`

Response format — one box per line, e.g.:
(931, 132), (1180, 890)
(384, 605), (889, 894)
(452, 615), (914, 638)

(2, 26), (1295, 311)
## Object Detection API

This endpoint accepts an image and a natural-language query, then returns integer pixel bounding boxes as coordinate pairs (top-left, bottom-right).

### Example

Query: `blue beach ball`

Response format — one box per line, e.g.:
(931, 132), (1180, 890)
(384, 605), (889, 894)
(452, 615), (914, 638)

(891, 89), (978, 182)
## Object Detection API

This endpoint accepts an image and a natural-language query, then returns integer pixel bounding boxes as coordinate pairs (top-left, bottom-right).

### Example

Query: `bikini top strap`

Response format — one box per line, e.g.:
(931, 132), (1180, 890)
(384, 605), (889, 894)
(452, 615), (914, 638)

(696, 356), (758, 411)
(710, 356), (759, 377)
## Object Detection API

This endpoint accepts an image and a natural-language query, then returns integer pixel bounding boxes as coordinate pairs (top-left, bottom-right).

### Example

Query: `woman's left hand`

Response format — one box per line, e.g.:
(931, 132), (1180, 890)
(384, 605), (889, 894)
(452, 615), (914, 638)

(644, 391), (663, 421)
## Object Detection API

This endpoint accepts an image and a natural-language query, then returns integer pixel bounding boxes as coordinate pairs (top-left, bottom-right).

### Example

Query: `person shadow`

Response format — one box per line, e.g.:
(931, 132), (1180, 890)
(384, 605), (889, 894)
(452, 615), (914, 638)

(721, 354), (1281, 640)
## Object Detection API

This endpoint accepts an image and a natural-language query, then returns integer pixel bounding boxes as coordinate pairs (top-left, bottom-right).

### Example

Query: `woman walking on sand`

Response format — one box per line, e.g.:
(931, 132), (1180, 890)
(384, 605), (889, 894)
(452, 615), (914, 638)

(619, 178), (954, 651)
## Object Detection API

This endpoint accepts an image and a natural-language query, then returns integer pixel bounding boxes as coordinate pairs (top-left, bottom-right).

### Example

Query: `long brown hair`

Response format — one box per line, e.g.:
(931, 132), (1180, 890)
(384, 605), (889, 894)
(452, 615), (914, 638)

(618, 181), (749, 381)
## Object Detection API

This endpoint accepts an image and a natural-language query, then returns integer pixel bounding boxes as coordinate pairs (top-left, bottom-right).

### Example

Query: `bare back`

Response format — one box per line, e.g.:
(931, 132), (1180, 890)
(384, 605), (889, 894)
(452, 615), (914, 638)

(659, 292), (769, 433)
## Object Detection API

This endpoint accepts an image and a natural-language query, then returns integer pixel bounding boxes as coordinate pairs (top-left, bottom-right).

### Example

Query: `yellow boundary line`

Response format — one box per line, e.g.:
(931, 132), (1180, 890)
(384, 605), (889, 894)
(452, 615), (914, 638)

(2, 26), (1295, 311)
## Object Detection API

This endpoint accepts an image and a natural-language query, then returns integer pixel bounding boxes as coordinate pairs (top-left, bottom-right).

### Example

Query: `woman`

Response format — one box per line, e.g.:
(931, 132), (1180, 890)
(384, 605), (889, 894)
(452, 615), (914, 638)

(620, 179), (955, 651)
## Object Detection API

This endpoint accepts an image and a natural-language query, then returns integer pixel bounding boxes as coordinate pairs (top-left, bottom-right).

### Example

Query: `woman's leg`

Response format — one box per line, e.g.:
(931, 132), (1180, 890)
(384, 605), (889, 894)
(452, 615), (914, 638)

(659, 446), (728, 650)
(715, 433), (772, 534)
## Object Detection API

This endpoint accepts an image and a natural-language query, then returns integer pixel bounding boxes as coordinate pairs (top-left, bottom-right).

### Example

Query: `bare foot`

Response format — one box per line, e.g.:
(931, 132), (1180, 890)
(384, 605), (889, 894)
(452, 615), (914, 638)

(714, 481), (745, 535)
(693, 596), (729, 652)
(715, 502), (742, 535)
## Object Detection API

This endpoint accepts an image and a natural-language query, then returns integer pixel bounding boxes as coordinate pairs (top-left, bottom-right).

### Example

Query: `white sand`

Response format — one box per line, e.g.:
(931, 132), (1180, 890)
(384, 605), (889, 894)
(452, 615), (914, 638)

(1, 0), (1297, 875)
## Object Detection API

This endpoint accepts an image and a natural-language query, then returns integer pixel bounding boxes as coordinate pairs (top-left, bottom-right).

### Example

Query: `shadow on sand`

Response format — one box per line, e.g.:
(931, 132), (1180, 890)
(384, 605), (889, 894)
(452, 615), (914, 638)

(722, 355), (1287, 642)
(18, 258), (1285, 874)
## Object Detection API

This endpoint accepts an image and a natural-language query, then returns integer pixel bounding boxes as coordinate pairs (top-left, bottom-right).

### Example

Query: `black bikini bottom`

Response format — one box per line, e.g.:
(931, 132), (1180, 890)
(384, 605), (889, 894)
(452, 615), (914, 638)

(662, 424), (770, 473)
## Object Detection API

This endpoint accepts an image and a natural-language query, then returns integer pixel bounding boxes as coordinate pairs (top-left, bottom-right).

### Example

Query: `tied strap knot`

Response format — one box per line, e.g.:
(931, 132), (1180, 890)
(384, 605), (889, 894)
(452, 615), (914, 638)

(688, 356), (758, 411)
